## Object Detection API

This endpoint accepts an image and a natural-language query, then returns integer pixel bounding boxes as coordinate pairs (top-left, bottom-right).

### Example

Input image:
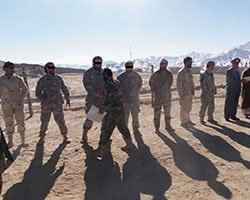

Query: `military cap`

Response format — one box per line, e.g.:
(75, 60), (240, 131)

(231, 58), (241, 63)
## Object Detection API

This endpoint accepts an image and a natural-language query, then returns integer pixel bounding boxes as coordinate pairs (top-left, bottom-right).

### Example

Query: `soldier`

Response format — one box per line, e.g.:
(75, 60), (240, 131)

(199, 61), (217, 125)
(0, 61), (29, 148)
(117, 61), (142, 135)
(82, 56), (105, 143)
(177, 57), (195, 128)
(0, 126), (14, 194)
(224, 58), (241, 121)
(149, 58), (174, 132)
(91, 68), (133, 158)
(35, 62), (70, 144)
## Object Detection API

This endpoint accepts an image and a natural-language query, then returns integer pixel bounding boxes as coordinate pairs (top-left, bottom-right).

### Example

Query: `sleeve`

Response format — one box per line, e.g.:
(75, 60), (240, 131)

(20, 78), (29, 99)
(200, 73), (208, 93)
(83, 71), (95, 94)
(137, 74), (143, 92)
(176, 72), (184, 97)
(168, 72), (173, 88)
(149, 74), (156, 93)
(35, 78), (45, 101)
(61, 78), (70, 101)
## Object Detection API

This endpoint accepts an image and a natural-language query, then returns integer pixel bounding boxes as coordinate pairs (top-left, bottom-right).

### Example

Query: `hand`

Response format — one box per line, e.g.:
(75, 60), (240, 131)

(94, 93), (104, 98)
(179, 96), (184, 101)
(66, 99), (70, 107)
(42, 101), (49, 108)
(241, 79), (248, 84)
(205, 94), (211, 101)
(99, 108), (105, 114)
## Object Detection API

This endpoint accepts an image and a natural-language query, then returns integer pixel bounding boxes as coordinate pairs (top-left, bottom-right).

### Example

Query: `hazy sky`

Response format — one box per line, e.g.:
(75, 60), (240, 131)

(0, 0), (250, 65)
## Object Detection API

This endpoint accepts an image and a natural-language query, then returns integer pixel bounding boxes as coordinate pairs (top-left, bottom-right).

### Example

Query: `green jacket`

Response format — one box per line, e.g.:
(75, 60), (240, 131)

(149, 68), (173, 99)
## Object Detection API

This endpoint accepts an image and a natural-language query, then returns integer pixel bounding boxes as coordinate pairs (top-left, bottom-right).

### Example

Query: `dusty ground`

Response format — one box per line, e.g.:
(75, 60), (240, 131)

(0, 72), (250, 200)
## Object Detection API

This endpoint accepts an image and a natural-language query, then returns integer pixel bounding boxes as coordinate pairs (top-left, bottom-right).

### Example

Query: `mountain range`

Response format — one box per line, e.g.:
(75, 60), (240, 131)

(1, 41), (250, 72)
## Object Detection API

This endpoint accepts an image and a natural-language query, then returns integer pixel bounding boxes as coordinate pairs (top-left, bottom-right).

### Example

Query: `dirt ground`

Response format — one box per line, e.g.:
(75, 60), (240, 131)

(0, 72), (250, 200)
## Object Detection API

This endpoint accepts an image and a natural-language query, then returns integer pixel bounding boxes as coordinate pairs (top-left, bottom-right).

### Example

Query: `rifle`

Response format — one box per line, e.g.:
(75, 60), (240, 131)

(22, 68), (33, 117)
(0, 127), (14, 161)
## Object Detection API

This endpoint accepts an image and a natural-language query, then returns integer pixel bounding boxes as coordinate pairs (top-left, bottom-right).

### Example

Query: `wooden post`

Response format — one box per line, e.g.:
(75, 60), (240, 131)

(151, 64), (154, 107)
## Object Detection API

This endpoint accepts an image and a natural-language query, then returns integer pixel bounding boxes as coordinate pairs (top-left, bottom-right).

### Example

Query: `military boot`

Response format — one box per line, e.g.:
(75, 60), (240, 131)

(7, 135), (14, 149)
(165, 124), (175, 132)
(154, 124), (160, 133)
(121, 138), (133, 151)
(20, 132), (29, 147)
(81, 129), (89, 144)
(91, 145), (105, 158)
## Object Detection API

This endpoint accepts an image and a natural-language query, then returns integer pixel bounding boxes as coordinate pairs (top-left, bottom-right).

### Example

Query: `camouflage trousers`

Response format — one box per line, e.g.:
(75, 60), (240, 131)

(39, 103), (67, 137)
(179, 95), (193, 124)
(1, 103), (25, 136)
(199, 94), (215, 121)
(99, 112), (131, 146)
(124, 102), (140, 131)
(153, 97), (171, 130)
(83, 102), (94, 131)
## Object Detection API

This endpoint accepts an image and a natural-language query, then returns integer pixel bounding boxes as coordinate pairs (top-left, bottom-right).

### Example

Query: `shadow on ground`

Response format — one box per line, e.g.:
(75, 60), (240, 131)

(156, 130), (232, 199)
(83, 135), (172, 200)
(186, 126), (250, 169)
(3, 142), (66, 200)
(207, 123), (250, 149)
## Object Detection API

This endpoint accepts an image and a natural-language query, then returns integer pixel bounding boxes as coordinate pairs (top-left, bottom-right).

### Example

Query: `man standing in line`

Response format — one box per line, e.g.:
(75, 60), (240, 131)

(224, 58), (241, 121)
(199, 61), (217, 125)
(176, 57), (195, 128)
(240, 61), (250, 118)
(149, 58), (174, 133)
(92, 68), (133, 158)
(0, 61), (29, 148)
(117, 61), (142, 135)
(82, 56), (105, 143)
(35, 62), (70, 144)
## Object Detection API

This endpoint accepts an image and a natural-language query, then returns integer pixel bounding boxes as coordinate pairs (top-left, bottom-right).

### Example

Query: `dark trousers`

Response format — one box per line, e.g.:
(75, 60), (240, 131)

(99, 113), (131, 146)
(224, 91), (240, 119)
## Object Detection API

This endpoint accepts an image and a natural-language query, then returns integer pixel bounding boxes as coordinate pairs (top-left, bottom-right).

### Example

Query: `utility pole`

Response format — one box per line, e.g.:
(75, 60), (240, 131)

(129, 46), (132, 60)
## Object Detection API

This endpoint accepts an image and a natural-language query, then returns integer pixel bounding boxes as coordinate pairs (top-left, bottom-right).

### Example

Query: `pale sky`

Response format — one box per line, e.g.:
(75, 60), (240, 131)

(0, 0), (250, 65)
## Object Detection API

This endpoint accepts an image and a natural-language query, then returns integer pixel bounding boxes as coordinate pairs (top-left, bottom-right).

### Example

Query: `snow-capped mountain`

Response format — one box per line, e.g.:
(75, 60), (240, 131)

(58, 41), (250, 72)
(1, 41), (250, 72)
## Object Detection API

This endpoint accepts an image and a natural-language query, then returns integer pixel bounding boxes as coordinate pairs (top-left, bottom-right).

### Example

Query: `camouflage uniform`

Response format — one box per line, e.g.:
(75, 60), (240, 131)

(0, 74), (28, 137)
(99, 77), (131, 146)
(176, 67), (195, 124)
(117, 71), (142, 131)
(83, 66), (105, 131)
(149, 68), (173, 130)
(35, 74), (69, 137)
(199, 70), (217, 121)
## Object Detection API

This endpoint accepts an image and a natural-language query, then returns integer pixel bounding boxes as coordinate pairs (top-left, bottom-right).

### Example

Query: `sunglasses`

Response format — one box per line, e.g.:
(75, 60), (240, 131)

(94, 62), (102, 65)
(125, 65), (133, 68)
(48, 66), (56, 69)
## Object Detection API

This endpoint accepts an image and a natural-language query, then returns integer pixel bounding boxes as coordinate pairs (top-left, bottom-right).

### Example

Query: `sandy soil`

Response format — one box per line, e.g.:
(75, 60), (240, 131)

(0, 73), (250, 200)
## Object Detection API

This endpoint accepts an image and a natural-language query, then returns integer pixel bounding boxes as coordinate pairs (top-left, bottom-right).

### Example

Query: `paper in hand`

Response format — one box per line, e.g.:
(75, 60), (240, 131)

(86, 105), (106, 123)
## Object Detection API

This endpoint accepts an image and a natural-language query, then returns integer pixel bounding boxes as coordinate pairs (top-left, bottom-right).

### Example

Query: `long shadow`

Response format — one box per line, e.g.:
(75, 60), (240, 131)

(231, 119), (250, 128)
(3, 142), (66, 200)
(206, 123), (250, 149)
(156, 131), (232, 199)
(186, 126), (250, 169)
(122, 135), (172, 200)
(5, 145), (23, 169)
(83, 142), (122, 200)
